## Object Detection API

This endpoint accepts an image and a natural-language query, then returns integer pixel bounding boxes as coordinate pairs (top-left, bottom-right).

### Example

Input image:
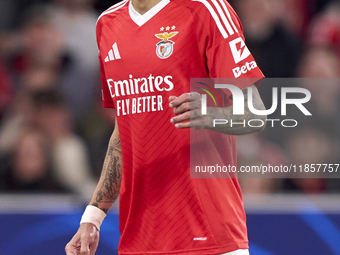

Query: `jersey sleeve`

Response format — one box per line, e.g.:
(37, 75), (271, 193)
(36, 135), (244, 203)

(99, 53), (115, 108)
(96, 20), (115, 108)
(198, 0), (264, 86)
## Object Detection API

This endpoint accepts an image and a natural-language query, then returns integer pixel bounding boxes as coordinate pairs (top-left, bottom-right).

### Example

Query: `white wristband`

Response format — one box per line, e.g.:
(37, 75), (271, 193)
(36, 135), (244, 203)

(80, 205), (107, 231)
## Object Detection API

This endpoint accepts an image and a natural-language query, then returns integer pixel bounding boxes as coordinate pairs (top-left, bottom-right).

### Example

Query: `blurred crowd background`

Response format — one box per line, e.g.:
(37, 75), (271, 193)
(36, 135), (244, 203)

(0, 0), (339, 200)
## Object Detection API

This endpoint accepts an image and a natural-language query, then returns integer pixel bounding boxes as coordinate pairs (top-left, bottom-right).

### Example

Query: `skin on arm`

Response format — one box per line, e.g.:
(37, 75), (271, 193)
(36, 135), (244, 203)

(65, 117), (122, 255)
(89, 119), (122, 213)
(169, 85), (267, 135)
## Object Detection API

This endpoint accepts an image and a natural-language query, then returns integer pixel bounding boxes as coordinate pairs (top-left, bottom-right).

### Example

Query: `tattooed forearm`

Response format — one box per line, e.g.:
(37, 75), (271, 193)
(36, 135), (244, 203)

(88, 120), (121, 215)
(96, 140), (122, 203)
(206, 85), (267, 135)
(90, 202), (109, 214)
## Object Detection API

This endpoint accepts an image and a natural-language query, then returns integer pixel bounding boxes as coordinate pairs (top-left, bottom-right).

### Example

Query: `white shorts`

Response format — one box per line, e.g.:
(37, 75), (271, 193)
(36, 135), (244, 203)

(219, 249), (250, 255)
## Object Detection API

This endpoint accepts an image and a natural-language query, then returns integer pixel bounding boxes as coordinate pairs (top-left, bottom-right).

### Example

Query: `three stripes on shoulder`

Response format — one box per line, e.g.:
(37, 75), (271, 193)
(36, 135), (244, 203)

(192, 0), (239, 39)
(105, 42), (121, 62)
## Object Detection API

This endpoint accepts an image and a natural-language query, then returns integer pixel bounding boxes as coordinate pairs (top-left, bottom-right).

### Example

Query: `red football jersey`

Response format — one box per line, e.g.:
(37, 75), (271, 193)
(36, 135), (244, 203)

(96, 0), (264, 254)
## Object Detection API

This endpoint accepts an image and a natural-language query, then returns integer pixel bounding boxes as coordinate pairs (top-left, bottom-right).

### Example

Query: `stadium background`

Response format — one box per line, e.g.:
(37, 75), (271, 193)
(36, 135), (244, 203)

(0, 0), (340, 254)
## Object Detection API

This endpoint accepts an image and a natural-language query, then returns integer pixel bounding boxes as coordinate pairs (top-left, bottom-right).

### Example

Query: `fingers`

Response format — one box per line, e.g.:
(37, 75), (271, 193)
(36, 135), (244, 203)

(66, 235), (97, 255)
(172, 102), (190, 115)
(173, 121), (190, 129)
(65, 233), (81, 255)
(89, 231), (100, 255)
(169, 92), (200, 109)
(169, 96), (177, 102)
(170, 109), (205, 129)
(169, 93), (201, 115)
(173, 118), (206, 129)
(65, 224), (99, 255)
(171, 108), (202, 124)
(65, 242), (78, 255)
(171, 111), (190, 125)
(169, 92), (204, 129)
(80, 235), (91, 255)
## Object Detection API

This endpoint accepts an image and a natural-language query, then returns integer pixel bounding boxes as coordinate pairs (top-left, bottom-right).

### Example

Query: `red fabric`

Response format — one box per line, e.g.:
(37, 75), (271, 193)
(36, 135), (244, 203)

(96, 0), (264, 254)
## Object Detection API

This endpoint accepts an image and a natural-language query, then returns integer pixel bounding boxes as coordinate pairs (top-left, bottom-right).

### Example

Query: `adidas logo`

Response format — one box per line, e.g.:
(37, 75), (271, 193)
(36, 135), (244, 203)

(105, 42), (121, 62)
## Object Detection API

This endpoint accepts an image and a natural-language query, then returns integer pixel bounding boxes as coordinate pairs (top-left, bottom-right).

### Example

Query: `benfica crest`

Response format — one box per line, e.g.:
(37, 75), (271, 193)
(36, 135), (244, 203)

(155, 32), (178, 59)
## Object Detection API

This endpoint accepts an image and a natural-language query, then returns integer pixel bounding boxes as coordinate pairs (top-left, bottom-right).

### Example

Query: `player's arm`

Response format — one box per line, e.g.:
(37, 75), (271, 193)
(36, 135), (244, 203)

(65, 118), (122, 255)
(89, 118), (122, 212)
(169, 84), (267, 135)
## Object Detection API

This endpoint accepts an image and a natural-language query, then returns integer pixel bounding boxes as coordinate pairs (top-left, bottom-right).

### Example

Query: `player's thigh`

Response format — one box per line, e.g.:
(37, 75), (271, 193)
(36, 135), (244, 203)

(219, 249), (250, 255)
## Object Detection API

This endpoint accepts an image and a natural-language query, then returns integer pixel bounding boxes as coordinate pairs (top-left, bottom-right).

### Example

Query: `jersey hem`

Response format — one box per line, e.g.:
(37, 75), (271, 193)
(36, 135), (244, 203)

(118, 242), (249, 255)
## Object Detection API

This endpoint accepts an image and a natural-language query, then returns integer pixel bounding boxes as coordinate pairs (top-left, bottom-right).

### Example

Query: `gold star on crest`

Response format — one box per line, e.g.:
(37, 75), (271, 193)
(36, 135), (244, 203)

(166, 26), (170, 31)
(171, 26), (176, 30)
(160, 27), (165, 31)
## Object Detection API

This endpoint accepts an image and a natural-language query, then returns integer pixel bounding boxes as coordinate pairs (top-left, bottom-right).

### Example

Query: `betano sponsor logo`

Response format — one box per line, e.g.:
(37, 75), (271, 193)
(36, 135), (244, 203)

(232, 61), (257, 78)
(229, 37), (251, 64)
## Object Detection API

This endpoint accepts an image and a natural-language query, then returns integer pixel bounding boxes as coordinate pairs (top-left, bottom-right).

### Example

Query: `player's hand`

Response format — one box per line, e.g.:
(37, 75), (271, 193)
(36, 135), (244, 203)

(65, 223), (99, 255)
(169, 92), (209, 129)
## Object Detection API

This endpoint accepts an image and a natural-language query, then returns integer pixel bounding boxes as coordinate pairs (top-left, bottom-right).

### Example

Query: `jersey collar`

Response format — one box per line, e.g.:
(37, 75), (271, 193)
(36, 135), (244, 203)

(129, 0), (170, 27)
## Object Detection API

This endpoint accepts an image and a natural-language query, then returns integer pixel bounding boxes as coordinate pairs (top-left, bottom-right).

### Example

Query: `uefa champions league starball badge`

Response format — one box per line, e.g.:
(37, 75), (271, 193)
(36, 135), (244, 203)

(155, 29), (178, 59)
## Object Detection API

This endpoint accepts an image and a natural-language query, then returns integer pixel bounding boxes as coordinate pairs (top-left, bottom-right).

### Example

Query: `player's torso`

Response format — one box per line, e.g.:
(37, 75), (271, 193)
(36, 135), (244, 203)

(98, 0), (209, 173)
(98, 1), (208, 118)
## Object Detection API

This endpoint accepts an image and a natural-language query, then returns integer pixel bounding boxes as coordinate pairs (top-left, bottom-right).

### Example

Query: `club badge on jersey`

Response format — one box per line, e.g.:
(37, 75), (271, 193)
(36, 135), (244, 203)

(155, 27), (178, 59)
